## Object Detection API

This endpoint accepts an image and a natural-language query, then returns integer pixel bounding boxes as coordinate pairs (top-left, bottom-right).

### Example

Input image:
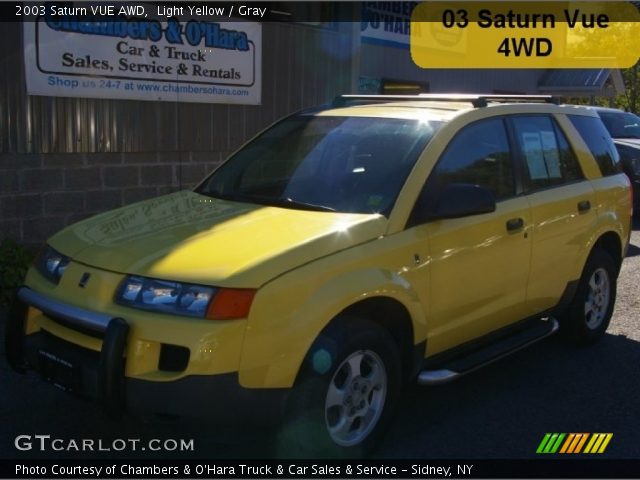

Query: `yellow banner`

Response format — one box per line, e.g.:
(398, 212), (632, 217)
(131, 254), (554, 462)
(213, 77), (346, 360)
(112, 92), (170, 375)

(410, 2), (640, 68)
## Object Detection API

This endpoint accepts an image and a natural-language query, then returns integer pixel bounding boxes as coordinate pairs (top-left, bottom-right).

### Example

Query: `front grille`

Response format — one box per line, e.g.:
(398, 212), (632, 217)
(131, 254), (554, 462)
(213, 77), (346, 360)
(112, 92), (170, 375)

(24, 331), (103, 399)
(40, 330), (101, 361)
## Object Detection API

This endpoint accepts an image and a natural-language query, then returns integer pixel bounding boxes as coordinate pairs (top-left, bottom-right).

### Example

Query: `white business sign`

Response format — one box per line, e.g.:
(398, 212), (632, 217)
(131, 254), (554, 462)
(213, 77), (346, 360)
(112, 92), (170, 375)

(361, 1), (417, 49)
(24, 14), (261, 104)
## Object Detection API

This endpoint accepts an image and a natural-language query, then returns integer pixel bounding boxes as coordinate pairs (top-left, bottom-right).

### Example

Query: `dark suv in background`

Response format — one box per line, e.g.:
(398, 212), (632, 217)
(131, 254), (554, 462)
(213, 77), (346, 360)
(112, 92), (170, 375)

(593, 107), (640, 213)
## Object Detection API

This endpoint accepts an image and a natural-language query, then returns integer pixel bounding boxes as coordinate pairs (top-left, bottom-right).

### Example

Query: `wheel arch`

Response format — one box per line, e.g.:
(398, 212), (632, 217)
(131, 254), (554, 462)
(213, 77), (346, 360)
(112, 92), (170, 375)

(335, 296), (426, 379)
(325, 297), (422, 382)
(591, 230), (623, 274)
(561, 229), (623, 319)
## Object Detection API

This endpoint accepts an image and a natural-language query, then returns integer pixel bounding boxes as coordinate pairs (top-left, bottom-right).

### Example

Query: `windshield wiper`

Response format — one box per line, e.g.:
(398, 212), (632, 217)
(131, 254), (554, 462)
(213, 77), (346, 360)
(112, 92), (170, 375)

(197, 191), (256, 203)
(266, 197), (336, 212)
(198, 191), (336, 212)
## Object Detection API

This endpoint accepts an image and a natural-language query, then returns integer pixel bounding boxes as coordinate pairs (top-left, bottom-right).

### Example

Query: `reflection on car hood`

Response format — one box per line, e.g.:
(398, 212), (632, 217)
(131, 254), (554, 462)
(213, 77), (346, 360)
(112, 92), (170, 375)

(48, 190), (386, 287)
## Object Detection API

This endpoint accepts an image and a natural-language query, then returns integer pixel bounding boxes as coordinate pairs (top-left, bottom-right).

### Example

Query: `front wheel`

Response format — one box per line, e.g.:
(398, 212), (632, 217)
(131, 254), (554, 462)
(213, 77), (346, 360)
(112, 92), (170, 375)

(279, 317), (401, 457)
(325, 349), (387, 447)
(561, 248), (617, 345)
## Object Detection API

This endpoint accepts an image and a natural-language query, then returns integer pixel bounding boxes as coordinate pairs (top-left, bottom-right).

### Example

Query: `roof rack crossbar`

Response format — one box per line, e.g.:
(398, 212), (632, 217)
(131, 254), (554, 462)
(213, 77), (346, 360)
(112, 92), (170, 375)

(476, 94), (560, 105)
(332, 94), (559, 108)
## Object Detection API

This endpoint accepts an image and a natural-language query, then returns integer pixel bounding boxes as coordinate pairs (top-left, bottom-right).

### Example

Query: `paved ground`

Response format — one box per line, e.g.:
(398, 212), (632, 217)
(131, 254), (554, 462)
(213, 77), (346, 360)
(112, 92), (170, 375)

(1, 219), (639, 460)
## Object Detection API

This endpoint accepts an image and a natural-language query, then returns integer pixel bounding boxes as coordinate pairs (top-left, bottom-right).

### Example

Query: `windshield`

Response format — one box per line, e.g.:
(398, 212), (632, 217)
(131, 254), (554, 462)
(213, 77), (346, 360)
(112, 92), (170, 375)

(196, 115), (440, 215)
(598, 111), (640, 139)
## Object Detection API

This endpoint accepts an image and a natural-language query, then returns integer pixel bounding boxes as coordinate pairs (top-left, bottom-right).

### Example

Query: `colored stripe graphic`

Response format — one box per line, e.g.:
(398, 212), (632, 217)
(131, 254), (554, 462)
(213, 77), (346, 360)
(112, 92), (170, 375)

(567, 433), (584, 453)
(536, 434), (552, 453)
(598, 433), (614, 453)
(544, 433), (560, 453)
(537, 433), (613, 454)
(584, 434), (598, 453)
(550, 433), (566, 453)
(574, 433), (589, 453)
(584, 433), (614, 454)
(559, 433), (575, 454)
(537, 433), (565, 453)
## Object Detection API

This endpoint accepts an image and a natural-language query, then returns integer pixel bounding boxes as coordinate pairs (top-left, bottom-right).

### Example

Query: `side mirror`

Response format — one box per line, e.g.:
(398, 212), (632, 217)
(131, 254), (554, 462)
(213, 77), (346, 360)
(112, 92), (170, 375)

(432, 183), (496, 220)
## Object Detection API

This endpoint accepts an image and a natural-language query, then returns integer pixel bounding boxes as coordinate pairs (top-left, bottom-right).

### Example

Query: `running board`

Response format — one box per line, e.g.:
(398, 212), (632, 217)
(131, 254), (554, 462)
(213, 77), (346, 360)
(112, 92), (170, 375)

(418, 317), (559, 386)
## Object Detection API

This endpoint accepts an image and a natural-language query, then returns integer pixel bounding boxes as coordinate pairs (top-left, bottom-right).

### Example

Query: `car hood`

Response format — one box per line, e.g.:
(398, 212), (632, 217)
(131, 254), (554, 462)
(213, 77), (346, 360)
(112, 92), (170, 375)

(48, 191), (386, 287)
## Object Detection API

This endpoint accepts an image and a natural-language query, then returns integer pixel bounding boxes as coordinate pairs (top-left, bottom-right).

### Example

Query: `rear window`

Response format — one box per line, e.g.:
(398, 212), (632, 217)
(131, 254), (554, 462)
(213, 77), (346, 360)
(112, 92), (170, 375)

(568, 115), (621, 176)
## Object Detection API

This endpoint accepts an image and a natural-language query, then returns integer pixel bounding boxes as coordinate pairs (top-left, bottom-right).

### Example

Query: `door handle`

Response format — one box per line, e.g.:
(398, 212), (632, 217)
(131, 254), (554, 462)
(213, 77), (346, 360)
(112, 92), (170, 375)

(578, 200), (591, 213)
(506, 217), (524, 232)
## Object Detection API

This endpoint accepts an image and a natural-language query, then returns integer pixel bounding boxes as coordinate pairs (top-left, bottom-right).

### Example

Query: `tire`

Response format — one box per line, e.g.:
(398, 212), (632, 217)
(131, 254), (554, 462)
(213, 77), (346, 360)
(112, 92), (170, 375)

(278, 317), (402, 457)
(561, 248), (617, 346)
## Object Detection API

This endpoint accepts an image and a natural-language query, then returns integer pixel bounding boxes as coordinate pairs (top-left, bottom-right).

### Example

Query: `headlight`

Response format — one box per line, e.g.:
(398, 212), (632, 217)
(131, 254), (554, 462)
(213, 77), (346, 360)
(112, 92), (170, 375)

(35, 245), (71, 284)
(116, 275), (256, 320)
(116, 276), (217, 318)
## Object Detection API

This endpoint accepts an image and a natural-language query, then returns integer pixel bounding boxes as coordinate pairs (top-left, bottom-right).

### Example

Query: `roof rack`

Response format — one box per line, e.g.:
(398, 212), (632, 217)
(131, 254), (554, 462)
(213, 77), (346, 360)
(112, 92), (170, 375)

(332, 94), (560, 108)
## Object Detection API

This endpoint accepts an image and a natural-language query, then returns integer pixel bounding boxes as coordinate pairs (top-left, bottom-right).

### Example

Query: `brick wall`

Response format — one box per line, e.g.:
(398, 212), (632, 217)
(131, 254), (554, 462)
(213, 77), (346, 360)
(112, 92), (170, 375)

(0, 151), (227, 249)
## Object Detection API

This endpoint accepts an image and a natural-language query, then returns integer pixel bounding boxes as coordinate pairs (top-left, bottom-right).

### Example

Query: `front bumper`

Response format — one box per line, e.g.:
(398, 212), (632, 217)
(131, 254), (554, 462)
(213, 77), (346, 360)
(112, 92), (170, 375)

(5, 288), (287, 426)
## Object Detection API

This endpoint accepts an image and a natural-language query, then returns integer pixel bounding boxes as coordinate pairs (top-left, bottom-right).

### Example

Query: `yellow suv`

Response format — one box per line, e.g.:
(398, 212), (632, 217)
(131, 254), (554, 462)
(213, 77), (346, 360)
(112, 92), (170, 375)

(6, 94), (632, 456)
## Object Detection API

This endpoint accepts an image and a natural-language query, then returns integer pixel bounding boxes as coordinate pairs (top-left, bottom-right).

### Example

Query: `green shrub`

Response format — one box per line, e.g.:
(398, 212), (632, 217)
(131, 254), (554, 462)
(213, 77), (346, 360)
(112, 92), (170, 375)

(0, 239), (35, 307)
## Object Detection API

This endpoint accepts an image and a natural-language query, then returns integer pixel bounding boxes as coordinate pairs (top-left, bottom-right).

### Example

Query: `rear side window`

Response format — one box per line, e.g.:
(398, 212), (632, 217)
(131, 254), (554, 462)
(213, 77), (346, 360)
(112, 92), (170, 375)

(568, 115), (621, 176)
(512, 116), (583, 190)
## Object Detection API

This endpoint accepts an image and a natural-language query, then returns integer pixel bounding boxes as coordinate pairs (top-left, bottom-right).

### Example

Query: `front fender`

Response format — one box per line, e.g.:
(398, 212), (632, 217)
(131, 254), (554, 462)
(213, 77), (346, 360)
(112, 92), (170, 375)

(238, 265), (426, 389)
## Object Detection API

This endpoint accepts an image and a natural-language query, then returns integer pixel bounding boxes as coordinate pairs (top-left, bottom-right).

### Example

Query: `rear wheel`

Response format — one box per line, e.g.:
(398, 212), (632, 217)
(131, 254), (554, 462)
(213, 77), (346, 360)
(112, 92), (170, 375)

(562, 249), (617, 345)
(279, 317), (401, 457)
